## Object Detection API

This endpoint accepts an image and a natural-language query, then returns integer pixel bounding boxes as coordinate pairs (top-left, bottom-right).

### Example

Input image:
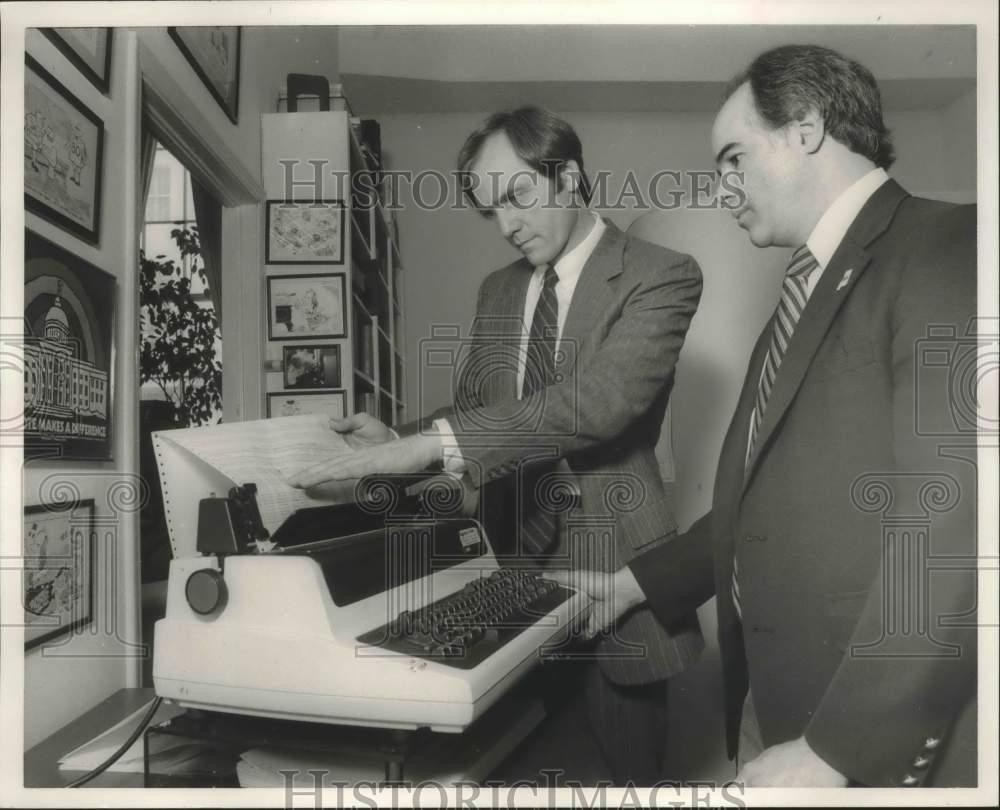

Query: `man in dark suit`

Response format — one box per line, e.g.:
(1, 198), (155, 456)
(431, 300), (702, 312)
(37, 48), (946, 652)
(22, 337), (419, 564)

(292, 107), (705, 783)
(557, 45), (978, 787)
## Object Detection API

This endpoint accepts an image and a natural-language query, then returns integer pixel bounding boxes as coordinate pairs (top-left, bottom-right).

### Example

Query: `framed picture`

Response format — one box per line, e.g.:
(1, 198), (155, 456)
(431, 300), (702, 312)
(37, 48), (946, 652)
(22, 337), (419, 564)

(283, 344), (343, 389)
(24, 230), (116, 461)
(24, 55), (105, 244)
(24, 499), (95, 651)
(267, 391), (346, 420)
(168, 26), (241, 124)
(41, 28), (113, 94)
(267, 273), (347, 340)
(266, 199), (345, 264)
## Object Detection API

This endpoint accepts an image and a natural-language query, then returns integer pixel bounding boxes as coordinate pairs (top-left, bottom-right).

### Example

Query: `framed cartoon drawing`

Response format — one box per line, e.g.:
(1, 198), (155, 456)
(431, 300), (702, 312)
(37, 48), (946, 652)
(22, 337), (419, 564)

(168, 27), (241, 124)
(24, 55), (104, 244)
(266, 200), (345, 264)
(282, 344), (343, 390)
(267, 274), (347, 340)
(24, 230), (116, 461)
(24, 499), (95, 651)
(267, 391), (346, 420)
(41, 28), (113, 94)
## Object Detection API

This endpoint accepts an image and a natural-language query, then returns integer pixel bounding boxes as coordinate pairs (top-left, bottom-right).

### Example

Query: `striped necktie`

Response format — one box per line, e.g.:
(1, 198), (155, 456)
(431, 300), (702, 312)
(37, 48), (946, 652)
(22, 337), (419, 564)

(521, 266), (560, 398)
(517, 266), (563, 554)
(733, 245), (819, 618)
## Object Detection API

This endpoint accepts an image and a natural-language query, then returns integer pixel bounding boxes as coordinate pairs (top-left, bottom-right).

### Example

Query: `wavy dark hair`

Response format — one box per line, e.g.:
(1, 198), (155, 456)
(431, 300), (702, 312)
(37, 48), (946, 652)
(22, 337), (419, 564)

(726, 44), (895, 169)
(457, 105), (593, 212)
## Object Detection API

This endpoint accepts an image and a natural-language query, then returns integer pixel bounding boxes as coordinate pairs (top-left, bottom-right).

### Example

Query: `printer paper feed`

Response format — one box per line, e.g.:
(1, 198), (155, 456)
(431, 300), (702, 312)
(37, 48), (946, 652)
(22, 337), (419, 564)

(156, 414), (356, 538)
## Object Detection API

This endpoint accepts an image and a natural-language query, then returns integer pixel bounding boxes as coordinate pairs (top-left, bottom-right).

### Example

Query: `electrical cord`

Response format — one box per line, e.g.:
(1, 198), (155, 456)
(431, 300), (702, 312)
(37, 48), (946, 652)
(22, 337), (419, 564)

(65, 696), (164, 788)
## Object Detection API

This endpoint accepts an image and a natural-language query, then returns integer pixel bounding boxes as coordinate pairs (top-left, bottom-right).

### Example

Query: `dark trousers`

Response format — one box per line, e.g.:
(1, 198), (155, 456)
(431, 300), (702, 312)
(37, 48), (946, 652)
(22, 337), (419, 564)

(538, 657), (670, 786)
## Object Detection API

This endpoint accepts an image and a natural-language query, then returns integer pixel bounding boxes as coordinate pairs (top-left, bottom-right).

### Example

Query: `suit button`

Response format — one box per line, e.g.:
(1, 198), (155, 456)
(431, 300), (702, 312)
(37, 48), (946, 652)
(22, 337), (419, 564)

(901, 774), (919, 786)
(924, 737), (941, 750)
(913, 755), (931, 769)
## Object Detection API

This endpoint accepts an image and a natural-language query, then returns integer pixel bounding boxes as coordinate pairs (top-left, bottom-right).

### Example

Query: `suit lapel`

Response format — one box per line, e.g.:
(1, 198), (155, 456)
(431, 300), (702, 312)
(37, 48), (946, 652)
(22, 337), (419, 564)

(560, 219), (627, 356)
(482, 262), (531, 404)
(740, 179), (909, 495)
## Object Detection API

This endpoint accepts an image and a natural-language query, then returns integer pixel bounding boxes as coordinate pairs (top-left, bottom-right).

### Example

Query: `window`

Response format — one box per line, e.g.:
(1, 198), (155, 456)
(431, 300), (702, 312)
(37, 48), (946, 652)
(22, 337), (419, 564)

(138, 140), (222, 425)
(141, 145), (208, 294)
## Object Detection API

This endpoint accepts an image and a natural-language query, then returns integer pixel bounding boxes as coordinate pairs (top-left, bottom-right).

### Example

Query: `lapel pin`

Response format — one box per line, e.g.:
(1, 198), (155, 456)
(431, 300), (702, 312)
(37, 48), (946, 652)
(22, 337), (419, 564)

(836, 268), (854, 291)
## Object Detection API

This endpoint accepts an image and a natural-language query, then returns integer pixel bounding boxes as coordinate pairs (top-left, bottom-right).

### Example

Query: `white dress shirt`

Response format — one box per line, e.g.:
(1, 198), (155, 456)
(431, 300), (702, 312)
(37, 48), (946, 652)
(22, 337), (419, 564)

(515, 212), (606, 395)
(437, 212), (606, 471)
(744, 167), (889, 458)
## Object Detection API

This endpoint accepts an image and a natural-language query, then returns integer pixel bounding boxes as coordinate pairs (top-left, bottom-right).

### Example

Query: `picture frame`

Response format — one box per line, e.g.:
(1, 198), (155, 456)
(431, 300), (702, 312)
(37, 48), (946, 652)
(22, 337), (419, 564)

(168, 26), (241, 125)
(267, 391), (346, 420)
(282, 344), (343, 389)
(24, 230), (116, 461)
(267, 273), (347, 340)
(24, 498), (96, 651)
(24, 55), (105, 245)
(41, 28), (113, 94)
(266, 199), (346, 264)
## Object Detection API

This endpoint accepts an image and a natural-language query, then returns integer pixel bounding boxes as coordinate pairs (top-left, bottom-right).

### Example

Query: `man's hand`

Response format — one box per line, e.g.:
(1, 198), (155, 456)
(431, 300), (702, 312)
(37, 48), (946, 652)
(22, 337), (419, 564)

(289, 432), (442, 488)
(330, 413), (394, 450)
(548, 566), (647, 639)
(737, 736), (848, 787)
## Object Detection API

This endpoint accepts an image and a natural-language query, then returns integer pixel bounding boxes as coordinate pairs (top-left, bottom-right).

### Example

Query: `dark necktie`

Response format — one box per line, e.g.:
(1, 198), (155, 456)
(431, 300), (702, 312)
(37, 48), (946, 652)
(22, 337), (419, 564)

(521, 266), (560, 398)
(733, 245), (819, 618)
(518, 266), (560, 554)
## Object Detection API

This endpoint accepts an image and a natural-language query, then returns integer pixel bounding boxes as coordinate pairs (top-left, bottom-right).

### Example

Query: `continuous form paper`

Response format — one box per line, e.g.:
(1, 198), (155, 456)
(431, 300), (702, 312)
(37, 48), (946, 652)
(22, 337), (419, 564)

(157, 414), (356, 536)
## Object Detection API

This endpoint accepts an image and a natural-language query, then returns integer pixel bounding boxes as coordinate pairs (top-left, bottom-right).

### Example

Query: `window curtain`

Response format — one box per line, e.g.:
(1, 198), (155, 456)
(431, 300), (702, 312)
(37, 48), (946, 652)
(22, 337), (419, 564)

(190, 177), (222, 318)
(138, 121), (157, 232)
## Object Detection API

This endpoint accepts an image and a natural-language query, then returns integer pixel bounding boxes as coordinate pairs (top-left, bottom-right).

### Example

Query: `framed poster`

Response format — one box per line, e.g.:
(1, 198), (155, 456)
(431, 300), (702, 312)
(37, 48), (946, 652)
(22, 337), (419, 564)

(267, 391), (346, 420)
(24, 55), (105, 244)
(168, 26), (241, 124)
(266, 199), (345, 264)
(24, 230), (116, 461)
(267, 273), (347, 340)
(283, 344), (343, 389)
(41, 28), (113, 94)
(24, 499), (95, 650)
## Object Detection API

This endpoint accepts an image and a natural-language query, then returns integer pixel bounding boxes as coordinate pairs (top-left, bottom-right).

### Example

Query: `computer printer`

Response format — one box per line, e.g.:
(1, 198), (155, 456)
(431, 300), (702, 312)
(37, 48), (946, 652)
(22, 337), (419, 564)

(151, 424), (590, 734)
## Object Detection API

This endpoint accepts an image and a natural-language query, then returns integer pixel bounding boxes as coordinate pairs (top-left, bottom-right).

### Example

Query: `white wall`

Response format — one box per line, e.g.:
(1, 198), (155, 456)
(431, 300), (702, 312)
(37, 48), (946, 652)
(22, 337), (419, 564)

(385, 104), (977, 427)
(339, 25), (975, 83)
(21, 28), (143, 753)
(20, 24), (342, 751)
(136, 25), (340, 187)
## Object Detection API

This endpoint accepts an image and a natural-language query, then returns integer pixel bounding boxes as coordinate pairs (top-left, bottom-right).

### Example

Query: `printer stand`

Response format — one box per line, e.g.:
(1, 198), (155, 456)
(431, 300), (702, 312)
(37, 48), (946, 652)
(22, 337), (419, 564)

(143, 711), (420, 787)
(143, 686), (545, 788)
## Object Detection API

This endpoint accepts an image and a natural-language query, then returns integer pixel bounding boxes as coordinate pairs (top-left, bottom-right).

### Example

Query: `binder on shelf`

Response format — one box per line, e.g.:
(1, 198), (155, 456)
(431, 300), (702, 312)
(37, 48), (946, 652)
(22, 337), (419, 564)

(358, 321), (374, 378)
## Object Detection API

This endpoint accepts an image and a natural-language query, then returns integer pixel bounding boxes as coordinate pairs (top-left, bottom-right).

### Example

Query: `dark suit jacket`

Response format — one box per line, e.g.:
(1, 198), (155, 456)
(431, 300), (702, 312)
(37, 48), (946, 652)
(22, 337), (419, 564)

(433, 220), (706, 685)
(629, 180), (978, 785)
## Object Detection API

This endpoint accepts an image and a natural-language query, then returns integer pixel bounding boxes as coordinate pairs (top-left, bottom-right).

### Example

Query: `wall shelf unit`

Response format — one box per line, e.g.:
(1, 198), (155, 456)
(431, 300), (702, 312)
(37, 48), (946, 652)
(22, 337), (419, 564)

(261, 109), (406, 426)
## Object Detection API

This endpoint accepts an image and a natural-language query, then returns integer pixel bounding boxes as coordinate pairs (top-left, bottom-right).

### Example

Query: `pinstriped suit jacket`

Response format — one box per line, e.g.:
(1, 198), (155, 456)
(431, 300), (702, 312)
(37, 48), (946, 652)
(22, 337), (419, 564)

(440, 220), (705, 685)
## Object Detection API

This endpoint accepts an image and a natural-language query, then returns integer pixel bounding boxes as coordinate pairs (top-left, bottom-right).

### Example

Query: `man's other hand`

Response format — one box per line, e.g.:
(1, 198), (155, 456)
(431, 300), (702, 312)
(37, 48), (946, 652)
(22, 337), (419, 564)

(289, 433), (442, 488)
(737, 736), (848, 787)
(330, 413), (394, 450)
(548, 567), (646, 639)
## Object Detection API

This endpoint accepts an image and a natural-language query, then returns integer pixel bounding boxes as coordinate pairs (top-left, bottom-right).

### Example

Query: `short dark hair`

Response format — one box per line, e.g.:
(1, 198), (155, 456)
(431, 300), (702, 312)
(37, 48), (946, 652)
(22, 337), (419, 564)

(456, 106), (593, 211)
(726, 44), (895, 169)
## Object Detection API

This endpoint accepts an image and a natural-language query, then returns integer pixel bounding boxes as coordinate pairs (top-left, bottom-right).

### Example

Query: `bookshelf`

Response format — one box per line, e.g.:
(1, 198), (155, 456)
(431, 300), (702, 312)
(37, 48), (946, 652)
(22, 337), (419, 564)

(261, 109), (407, 427)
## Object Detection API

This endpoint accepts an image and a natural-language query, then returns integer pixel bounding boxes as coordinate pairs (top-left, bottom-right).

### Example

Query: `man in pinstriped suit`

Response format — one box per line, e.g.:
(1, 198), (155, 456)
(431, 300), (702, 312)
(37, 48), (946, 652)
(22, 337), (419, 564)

(292, 106), (704, 783)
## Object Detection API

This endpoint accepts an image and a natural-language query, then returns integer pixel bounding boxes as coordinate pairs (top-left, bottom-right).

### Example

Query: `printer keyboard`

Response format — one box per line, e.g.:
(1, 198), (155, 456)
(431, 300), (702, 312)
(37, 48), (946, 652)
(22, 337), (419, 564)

(356, 568), (574, 670)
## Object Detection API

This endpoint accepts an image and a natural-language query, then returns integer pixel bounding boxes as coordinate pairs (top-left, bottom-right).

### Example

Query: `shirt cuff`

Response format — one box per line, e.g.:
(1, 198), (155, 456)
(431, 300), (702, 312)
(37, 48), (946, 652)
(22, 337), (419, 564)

(432, 418), (466, 474)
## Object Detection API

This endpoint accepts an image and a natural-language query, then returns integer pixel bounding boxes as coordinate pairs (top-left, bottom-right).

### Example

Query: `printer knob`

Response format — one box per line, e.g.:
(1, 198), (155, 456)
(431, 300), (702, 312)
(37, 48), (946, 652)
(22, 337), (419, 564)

(185, 568), (228, 616)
